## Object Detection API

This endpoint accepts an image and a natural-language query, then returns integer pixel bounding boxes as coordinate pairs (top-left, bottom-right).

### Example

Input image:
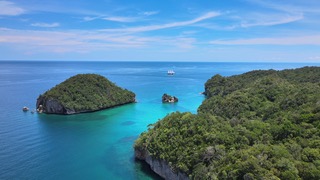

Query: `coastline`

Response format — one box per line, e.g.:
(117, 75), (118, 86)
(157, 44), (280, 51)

(135, 148), (189, 180)
(1, 62), (319, 179)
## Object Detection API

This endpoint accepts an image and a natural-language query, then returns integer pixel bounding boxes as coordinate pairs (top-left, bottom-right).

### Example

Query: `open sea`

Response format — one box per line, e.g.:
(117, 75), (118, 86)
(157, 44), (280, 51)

(0, 61), (319, 180)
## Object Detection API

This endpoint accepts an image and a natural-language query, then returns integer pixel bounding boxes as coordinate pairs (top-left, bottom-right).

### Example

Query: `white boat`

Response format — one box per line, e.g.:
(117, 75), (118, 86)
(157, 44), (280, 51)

(167, 70), (175, 75)
(22, 106), (29, 111)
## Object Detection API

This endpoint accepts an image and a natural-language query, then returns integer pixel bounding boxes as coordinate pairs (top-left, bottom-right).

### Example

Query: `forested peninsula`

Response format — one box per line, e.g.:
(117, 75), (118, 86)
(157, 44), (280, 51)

(135, 67), (320, 179)
(36, 74), (135, 115)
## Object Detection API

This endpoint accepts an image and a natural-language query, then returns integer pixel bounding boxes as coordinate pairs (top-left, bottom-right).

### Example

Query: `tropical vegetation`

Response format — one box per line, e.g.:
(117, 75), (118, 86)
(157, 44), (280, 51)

(135, 67), (320, 179)
(38, 74), (135, 112)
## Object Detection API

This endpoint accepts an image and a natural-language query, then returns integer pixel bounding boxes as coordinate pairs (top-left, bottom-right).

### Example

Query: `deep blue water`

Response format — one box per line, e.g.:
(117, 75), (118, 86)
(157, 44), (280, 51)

(0, 61), (319, 179)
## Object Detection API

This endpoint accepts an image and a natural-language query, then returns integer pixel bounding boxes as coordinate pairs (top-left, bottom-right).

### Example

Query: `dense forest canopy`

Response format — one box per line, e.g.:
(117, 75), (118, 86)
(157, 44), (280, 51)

(37, 74), (135, 113)
(135, 67), (320, 179)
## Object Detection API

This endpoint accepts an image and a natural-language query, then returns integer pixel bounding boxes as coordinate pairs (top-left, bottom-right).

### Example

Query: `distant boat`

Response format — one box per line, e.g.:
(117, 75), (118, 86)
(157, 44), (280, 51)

(167, 70), (175, 75)
(22, 106), (29, 111)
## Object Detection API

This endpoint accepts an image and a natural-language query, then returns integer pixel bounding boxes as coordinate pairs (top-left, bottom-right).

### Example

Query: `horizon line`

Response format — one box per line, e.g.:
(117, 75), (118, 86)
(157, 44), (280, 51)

(0, 60), (320, 63)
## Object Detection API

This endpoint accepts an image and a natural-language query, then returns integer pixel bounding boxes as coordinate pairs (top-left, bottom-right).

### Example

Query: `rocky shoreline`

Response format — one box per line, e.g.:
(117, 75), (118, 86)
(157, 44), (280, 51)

(135, 148), (189, 180)
(36, 97), (135, 115)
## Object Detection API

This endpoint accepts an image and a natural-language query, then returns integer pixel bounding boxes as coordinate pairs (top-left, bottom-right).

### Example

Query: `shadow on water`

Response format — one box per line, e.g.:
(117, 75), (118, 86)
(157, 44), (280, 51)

(36, 103), (135, 122)
(121, 121), (136, 126)
(101, 143), (163, 180)
(118, 135), (138, 143)
(36, 112), (110, 122)
(134, 158), (164, 180)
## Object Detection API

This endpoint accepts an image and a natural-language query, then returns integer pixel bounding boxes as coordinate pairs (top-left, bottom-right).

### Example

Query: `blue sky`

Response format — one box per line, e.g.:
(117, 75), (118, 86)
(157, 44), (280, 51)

(0, 0), (319, 62)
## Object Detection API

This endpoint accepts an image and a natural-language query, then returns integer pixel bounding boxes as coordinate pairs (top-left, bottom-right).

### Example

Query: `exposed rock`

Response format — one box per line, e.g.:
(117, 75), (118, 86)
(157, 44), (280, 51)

(36, 98), (75, 114)
(135, 148), (189, 180)
(36, 105), (43, 113)
(162, 93), (178, 103)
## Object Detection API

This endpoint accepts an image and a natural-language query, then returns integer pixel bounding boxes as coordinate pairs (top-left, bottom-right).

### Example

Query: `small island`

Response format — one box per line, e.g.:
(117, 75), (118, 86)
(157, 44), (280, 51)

(36, 74), (135, 115)
(162, 93), (178, 103)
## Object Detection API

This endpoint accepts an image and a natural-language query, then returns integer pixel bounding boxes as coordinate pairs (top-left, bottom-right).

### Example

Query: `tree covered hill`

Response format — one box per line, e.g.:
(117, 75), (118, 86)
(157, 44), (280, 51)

(36, 74), (135, 114)
(135, 67), (320, 179)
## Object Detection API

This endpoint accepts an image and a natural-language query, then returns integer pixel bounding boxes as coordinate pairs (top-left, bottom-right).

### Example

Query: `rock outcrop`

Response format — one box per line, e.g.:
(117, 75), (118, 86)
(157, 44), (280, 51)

(36, 74), (135, 115)
(162, 93), (178, 103)
(36, 98), (76, 114)
(135, 148), (189, 180)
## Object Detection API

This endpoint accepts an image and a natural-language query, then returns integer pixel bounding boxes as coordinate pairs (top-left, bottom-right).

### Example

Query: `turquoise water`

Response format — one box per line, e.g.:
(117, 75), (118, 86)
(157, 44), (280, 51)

(0, 61), (319, 179)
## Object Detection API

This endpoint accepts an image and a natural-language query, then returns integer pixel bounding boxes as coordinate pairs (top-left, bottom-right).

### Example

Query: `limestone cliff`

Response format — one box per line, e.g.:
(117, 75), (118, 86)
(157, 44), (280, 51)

(135, 148), (189, 180)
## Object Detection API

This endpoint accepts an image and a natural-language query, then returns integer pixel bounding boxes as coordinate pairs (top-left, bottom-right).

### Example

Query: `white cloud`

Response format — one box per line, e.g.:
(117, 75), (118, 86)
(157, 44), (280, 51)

(0, 27), (198, 54)
(240, 13), (303, 27)
(210, 35), (320, 45)
(0, 12), (219, 54)
(0, 1), (25, 16)
(101, 11), (221, 33)
(309, 56), (320, 60)
(83, 11), (159, 23)
(31, 22), (60, 28)
(141, 11), (159, 16)
(83, 16), (99, 22)
(179, 11), (304, 31)
(102, 16), (136, 23)
(246, 0), (320, 14)
(83, 15), (137, 22)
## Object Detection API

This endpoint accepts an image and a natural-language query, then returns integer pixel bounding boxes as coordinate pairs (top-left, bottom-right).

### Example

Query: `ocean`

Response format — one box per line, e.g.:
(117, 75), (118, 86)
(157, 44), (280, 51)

(0, 61), (318, 179)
